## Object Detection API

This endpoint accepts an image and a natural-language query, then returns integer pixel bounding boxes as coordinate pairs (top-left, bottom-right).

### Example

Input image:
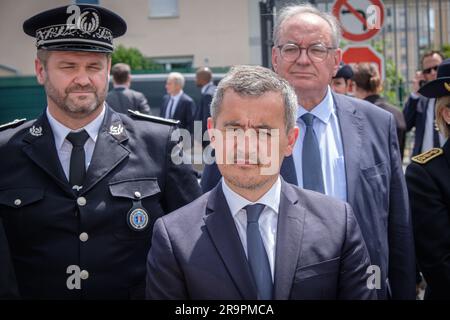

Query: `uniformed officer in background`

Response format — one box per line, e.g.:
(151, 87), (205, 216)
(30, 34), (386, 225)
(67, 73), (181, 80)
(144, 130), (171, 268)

(0, 4), (201, 299)
(406, 58), (450, 299)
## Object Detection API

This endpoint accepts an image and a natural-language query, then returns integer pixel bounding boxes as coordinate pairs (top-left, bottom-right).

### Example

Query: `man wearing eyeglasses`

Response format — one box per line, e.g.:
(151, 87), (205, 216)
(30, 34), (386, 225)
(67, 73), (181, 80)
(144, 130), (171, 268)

(403, 50), (445, 156)
(201, 3), (415, 300)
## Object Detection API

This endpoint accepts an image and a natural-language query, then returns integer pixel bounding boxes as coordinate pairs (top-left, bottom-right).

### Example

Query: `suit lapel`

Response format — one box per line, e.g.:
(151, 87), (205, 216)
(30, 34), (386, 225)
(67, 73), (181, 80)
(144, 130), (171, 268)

(333, 93), (363, 207)
(280, 155), (298, 185)
(81, 108), (130, 195)
(273, 180), (305, 299)
(172, 95), (183, 120)
(203, 184), (257, 300)
(22, 114), (73, 196)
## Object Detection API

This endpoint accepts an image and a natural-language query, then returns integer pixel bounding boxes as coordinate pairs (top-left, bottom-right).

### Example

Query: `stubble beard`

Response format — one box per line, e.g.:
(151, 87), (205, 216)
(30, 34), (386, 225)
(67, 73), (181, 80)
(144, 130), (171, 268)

(44, 74), (107, 119)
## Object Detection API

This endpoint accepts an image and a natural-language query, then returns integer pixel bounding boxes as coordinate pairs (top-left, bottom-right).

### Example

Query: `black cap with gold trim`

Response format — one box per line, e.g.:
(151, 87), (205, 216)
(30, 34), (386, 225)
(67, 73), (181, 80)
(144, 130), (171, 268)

(23, 4), (126, 53)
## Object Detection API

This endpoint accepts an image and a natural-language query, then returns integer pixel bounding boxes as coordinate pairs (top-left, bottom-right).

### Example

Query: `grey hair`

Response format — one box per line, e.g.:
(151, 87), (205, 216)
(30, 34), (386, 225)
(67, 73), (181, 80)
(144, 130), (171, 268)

(168, 72), (185, 88)
(210, 65), (297, 132)
(273, 3), (341, 48)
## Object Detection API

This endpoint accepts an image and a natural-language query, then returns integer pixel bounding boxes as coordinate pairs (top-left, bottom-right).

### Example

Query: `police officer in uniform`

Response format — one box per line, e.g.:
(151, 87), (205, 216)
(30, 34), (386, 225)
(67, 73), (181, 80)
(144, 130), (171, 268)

(406, 58), (450, 299)
(0, 4), (201, 299)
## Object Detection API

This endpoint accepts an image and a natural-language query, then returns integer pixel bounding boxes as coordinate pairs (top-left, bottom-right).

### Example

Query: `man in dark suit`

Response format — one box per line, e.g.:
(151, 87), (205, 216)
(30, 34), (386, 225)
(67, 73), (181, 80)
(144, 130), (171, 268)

(201, 3), (415, 299)
(0, 4), (201, 299)
(403, 50), (445, 156)
(106, 63), (151, 115)
(160, 72), (196, 134)
(194, 67), (217, 148)
(146, 65), (376, 300)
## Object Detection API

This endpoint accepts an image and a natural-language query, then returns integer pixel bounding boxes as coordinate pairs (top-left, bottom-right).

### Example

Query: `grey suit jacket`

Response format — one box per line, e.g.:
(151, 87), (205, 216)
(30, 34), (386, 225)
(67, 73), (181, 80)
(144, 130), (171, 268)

(106, 87), (151, 115)
(146, 179), (377, 300)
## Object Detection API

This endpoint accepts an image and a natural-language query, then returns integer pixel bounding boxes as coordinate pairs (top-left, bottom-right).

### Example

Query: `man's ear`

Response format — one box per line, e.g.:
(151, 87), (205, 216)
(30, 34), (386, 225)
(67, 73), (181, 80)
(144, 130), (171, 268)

(332, 48), (342, 76)
(271, 47), (278, 72)
(207, 117), (216, 148)
(284, 126), (299, 156)
(35, 58), (46, 85)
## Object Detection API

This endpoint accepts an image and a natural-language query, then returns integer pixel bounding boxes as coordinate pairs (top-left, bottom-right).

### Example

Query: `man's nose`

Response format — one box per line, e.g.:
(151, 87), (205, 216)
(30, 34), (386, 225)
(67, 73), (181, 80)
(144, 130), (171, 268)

(295, 48), (310, 64)
(73, 70), (91, 87)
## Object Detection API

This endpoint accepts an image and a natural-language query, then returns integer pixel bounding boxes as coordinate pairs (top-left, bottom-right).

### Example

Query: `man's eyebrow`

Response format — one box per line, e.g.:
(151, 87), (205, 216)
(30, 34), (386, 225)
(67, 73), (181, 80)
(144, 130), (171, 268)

(253, 124), (274, 130)
(223, 121), (243, 127)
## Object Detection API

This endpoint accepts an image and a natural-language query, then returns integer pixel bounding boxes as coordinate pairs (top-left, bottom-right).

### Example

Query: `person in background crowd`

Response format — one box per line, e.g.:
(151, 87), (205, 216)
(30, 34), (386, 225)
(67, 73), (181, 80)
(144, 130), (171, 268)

(404, 50), (445, 156)
(352, 62), (407, 158)
(106, 63), (151, 115)
(330, 62), (353, 95)
(160, 72), (196, 134)
(194, 67), (217, 149)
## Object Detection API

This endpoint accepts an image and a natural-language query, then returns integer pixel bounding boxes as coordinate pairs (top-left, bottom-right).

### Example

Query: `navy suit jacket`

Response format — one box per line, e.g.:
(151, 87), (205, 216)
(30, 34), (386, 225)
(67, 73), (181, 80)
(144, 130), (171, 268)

(403, 95), (436, 156)
(194, 84), (216, 147)
(160, 93), (196, 133)
(201, 92), (416, 299)
(146, 179), (376, 300)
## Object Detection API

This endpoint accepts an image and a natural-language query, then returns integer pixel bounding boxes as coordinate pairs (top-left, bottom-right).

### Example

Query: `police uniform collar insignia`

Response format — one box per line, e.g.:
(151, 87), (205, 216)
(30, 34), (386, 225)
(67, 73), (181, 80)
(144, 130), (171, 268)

(29, 125), (43, 137)
(411, 148), (443, 164)
(109, 123), (124, 135)
(128, 207), (149, 231)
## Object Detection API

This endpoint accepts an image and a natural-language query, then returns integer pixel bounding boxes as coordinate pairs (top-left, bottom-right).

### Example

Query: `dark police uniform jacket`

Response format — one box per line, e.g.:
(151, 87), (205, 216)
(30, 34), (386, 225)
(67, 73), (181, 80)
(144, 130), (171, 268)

(0, 106), (202, 299)
(406, 140), (450, 299)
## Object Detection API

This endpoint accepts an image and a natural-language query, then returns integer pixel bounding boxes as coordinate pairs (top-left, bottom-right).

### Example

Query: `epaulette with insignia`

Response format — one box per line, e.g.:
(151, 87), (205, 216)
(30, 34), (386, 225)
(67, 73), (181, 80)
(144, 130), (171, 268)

(128, 110), (180, 126)
(411, 148), (443, 164)
(0, 118), (27, 131)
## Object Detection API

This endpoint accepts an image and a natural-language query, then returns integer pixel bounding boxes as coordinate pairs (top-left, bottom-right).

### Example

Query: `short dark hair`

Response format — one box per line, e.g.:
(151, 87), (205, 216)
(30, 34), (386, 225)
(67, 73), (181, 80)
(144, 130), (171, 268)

(111, 63), (131, 84)
(421, 50), (445, 68)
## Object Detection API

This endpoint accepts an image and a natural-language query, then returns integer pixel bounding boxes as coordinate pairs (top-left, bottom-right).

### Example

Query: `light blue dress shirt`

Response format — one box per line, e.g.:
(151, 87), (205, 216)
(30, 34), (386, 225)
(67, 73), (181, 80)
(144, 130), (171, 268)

(293, 86), (347, 202)
(221, 177), (281, 280)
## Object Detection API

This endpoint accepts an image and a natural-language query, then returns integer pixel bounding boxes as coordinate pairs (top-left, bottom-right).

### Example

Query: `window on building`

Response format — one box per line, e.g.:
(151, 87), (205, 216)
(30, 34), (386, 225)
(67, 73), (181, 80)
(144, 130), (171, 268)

(149, 0), (179, 18)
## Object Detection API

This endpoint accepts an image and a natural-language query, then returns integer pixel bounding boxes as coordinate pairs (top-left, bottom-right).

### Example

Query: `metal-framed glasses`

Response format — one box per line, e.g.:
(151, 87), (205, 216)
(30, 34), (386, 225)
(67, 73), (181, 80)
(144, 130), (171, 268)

(277, 43), (336, 63)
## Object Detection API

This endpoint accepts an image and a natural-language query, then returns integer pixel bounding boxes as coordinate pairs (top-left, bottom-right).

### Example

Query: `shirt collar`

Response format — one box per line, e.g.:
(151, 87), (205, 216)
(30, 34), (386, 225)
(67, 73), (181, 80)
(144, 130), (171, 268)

(201, 82), (213, 94)
(297, 86), (333, 124)
(46, 104), (106, 150)
(170, 90), (183, 99)
(221, 176), (281, 218)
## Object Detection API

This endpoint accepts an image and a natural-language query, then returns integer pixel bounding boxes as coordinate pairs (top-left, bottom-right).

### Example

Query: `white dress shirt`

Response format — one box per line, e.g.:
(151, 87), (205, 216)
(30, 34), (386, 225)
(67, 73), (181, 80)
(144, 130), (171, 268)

(166, 90), (183, 119)
(46, 105), (105, 181)
(293, 86), (347, 202)
(221, 177), (281, 281)
(201, 82), (214, 94)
